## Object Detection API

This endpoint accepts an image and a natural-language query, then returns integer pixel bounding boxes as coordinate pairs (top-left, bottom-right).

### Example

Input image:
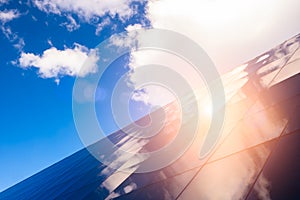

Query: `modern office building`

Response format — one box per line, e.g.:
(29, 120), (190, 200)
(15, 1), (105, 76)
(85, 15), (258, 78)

(1, 34), (300, 200)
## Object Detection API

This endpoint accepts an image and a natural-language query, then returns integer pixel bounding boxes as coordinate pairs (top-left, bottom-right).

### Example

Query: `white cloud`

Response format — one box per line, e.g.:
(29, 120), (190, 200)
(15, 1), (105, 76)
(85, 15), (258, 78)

(107, 24), (180, 107)
(95, 17), (111, 35)
(32, 0), (139, 21)
(62, 14), (80, 32)
(60, 14), (80, 32)
(1, 23), (24, 51)
(122, 0), (300, 108)
(47, 39), (53, 46)
(0, 9), (20, 23)
(19, 43), (99, 79)
(125, 23), (142, 32)
(13, 37), (25, 50)
(1, 26), (15, 40)
(115, 24), (208, 107)
(126, 48), (208, 107)
(145, 0), (300, 72)
(108, 23), (143, 49)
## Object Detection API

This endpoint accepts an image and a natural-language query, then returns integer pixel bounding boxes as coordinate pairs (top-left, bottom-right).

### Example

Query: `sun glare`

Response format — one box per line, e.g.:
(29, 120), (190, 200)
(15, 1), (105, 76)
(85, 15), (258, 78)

(192, 0), (279, 31)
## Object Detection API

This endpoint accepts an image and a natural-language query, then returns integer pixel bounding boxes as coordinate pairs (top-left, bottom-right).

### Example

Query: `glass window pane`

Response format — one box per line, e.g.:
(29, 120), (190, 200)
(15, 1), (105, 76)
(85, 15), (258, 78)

(210, 105), (287, 161)
(246, 131), (300, 200)
(271, 59), (300, 86)
(111, 167), (199, 199)
(178, 141), (276, 200)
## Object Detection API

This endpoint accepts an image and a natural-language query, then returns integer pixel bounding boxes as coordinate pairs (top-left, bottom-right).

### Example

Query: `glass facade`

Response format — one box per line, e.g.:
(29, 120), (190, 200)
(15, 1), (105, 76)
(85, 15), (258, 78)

(1, 34), (300, 200)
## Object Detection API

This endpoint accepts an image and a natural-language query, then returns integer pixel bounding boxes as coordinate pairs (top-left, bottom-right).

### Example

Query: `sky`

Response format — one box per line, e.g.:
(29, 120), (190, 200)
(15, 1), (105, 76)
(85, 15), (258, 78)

(0, 0), (300, 192)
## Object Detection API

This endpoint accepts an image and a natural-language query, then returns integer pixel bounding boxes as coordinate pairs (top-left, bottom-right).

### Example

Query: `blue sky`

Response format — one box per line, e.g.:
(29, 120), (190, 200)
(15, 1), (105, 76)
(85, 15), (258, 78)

(0, 0), (150, 191)
(1, 0), (300, 193)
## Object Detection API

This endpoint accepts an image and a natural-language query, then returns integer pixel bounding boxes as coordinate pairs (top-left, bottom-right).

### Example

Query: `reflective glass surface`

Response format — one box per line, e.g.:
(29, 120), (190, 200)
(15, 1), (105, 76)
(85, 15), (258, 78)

(246, 131), (300, 200)
(1, 34), (300, 200)
(178, 141), (276, 200)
